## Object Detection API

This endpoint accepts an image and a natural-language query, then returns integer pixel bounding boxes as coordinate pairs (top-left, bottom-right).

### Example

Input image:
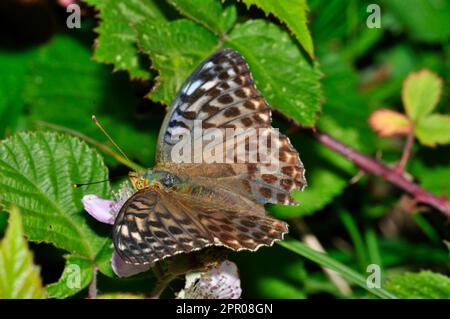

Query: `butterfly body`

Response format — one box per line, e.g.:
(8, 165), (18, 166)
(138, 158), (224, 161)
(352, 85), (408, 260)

(113, 49), (306, 265)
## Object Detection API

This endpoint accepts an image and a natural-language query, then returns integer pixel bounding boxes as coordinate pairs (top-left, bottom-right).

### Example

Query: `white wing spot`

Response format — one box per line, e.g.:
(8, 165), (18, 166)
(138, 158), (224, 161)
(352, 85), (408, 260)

(131, 232), (142, 241)
(201, 80), (218, 91)
(201, 61), (214, 71)
(185, 79), (203, 95)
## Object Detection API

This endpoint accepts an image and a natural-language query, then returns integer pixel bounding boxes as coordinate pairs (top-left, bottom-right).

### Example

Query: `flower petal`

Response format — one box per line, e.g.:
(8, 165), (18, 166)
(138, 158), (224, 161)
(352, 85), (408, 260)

(178, 260), (242, 299)
(111, 251), (152, 278)
(82, 195), (115, 225)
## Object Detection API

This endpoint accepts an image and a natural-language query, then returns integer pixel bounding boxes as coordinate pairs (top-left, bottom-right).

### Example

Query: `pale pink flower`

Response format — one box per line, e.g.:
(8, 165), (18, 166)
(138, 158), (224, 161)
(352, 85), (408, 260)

(177, 260), (242, 299)
(82, 182), (152, 277)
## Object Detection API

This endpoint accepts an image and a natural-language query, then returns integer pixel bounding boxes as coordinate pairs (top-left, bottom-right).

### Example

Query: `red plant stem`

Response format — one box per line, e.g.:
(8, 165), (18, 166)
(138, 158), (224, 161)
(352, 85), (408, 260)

(396, 128), (415, 174)
(312, 130), (450, 221)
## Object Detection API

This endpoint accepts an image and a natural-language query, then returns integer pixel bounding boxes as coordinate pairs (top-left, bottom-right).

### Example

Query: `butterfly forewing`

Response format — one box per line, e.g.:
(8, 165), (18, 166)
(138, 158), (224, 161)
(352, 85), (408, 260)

(157, 48), (306, 205)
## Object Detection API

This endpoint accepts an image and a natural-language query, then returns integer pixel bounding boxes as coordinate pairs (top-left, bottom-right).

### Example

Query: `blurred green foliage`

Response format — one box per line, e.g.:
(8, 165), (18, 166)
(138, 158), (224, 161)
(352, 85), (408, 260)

(0, 0), (449, 299)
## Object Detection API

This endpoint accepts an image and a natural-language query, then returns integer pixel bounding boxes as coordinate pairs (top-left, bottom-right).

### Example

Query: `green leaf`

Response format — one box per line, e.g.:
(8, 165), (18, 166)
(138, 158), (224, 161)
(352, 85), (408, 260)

(24, 35), (157, 166)
(167, 0), (237, 35)
(402, 69), (443, 122)
(0, 132), (112, 297)
(278, 239), (398, 299)
(225, 20), (322, 126)
(385, 271), (450, 298)
(242, 0), (314, 58)
(83, 0), (168, 79)
(0, 206), (45, 298)
(138, 18), (322, 126)
(46, 255), (94, 298)
(136, 19), (218, 105)
(415, 114), (450, 147)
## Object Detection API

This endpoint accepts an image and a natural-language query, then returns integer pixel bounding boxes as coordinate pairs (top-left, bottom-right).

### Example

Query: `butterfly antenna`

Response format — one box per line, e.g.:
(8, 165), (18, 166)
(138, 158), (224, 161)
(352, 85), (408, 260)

(92, 115), (130, 161)
(73, 179), (111, 188)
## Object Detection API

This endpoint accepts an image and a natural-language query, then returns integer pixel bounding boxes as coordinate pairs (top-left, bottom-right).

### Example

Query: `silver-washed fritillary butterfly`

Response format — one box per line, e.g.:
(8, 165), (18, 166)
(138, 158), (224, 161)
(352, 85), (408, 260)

(113, 48), (306, 265)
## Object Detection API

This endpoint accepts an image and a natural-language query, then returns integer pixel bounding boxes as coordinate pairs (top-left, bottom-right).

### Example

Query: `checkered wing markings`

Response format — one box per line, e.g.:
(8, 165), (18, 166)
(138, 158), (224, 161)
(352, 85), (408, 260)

(168, 195), (289, 252)
(198, 209), (289, 251)
(157, 48), (272, 163)
(113, 189), (214, 265)
(113, 189), (289, 265)
(157, 48), (306, 205)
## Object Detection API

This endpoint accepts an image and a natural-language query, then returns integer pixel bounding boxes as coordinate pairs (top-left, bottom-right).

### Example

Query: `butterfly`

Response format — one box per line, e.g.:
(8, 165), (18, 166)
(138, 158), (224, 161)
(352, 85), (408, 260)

(113, 48), (306, 265)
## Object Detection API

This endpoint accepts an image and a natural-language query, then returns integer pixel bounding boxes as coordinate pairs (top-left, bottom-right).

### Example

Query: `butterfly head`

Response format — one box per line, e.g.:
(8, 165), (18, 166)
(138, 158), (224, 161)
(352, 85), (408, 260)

(128, 170), (181, 191)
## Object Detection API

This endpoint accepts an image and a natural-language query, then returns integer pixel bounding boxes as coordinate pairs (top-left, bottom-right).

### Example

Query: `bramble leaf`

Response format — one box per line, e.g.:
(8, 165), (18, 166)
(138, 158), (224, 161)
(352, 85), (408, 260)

(46, 255), (94, 298)
(369, 109), (411, 137)
(84, 0), (168, 79)
(402, 69), (442, 122)
(415, 114), (450, 147)
(241, 0), (314, 58)
(0, 131), (112, 297)
(167, 0), (237, 35)
(137, 19), (322, 126)
(136, 19), (218, 106)
(225, 20), (321, 126)
(0, 206), (45, 299)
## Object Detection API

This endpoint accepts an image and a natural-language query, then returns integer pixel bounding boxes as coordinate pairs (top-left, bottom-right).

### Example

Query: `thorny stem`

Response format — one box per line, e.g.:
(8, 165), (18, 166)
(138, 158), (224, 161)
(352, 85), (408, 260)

(396, 127), (415, 174)
(311, 130), (450, 221)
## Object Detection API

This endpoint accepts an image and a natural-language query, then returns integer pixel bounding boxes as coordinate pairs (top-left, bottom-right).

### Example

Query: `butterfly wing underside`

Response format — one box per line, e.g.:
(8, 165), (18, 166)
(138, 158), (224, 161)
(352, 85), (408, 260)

(157, 48), (306, 205)
(113, 189), (213, 265)
(114, 48), (305, 265)
(113, 188), (288, 265)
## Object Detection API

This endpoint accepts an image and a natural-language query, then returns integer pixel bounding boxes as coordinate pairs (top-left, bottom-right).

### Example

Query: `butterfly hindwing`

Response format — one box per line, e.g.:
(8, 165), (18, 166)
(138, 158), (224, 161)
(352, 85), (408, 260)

(113, 189), (214, 265)
(113, 188), (289, 265)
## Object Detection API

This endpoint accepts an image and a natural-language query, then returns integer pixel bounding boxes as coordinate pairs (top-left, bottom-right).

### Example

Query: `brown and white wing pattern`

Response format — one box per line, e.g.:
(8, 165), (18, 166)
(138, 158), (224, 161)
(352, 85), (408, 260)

(113, 188), (288, 265)
(113, 189), (214, 265)
(157, 48), (306, 205)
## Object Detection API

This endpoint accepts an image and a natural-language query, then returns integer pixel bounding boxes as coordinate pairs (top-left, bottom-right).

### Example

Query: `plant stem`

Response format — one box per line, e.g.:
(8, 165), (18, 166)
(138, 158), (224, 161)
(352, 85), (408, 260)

(311, 130), (450, 220)
(396, 128), (415, 174)
(88, 267), (98, 299)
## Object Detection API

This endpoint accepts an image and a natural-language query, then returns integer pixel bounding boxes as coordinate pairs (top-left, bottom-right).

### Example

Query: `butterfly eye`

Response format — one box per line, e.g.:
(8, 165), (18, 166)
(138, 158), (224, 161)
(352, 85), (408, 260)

(162, 174), (179, 188)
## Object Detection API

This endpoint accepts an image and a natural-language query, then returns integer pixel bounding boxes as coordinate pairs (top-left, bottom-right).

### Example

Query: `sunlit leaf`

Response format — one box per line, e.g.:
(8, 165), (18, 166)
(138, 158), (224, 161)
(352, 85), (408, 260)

(0, 206), (45, 299)
(402, 69), (443, 122)
(242, 0), (314, 58)
(369, 109), (411, 137)
(0, 131), (112, 297)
